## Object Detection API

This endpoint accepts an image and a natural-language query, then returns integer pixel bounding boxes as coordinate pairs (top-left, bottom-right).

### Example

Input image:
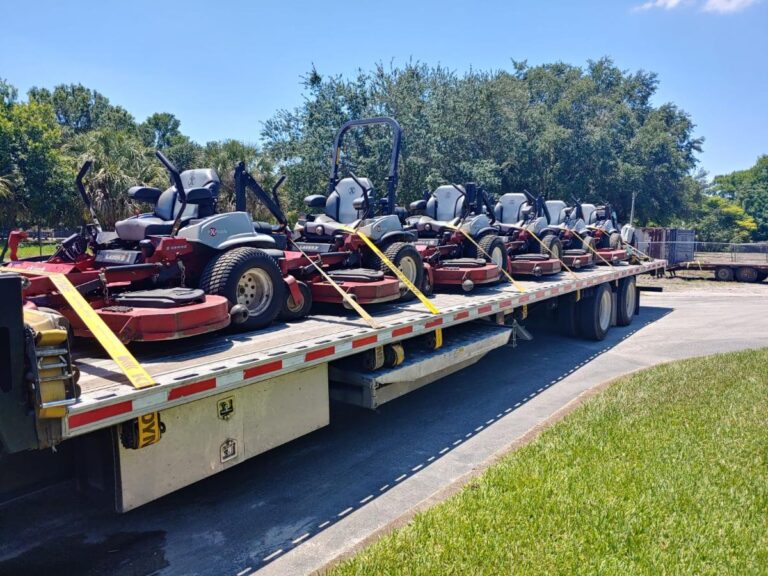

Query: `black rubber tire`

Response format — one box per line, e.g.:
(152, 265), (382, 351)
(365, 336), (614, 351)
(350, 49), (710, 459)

(616, 276), (636, 327)
(735, 266), (759, 283)
(714, 266), (734, 282)
(581, 235), (596, 252)
(577, 283), (612, 341)
(476, 235), (509, 274)
(557, 296), (579, 337)
(279, 280), (312, 321)
(379, 242), (424, 301)
(609, 232), (622, 250)
(539, 234), (562, 260)
(199, 247), (284, 331)
(756, 272), (768, 283)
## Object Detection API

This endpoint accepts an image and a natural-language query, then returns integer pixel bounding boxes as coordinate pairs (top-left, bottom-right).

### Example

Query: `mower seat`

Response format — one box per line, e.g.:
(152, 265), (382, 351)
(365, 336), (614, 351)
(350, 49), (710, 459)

(545, 200), (567, 225)
(585, 204), (600, 225)
(116, 168), (221, 242)
(412, 185), (467, 234)
(303, 177), (373, 237)
(327, 268), (385, 282)
(493, 193), (529, 234)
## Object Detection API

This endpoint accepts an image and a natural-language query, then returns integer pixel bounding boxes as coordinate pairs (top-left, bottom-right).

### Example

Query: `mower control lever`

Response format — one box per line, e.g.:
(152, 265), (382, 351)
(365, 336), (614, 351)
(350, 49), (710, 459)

(349, 172), (373, 218)
(155, 150), (187, 236)
(75, 160), (103, 233)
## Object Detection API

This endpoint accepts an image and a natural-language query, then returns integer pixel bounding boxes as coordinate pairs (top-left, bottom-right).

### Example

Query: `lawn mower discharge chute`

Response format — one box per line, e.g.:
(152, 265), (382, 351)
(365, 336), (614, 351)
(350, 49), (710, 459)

(290, 117), (425, 305)
(405, 182), (507, 293)
(5, 152), (294, 342)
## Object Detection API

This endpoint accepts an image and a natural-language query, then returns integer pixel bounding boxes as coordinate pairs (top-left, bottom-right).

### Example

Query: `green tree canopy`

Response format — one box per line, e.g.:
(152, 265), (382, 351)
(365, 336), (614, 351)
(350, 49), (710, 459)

(262, 59), (703, 224)
(711, 156), (768, 240)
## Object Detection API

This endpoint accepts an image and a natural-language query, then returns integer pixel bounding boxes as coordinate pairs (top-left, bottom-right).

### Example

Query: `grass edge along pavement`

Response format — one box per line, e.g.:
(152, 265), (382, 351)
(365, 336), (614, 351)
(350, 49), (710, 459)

(329, 348), (768, 575)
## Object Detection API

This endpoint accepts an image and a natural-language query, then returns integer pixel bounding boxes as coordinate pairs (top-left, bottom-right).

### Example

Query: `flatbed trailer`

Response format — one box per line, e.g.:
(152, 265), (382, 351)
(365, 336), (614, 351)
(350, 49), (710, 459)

(669, 257), (768, 283)
(2, 259), (665, 511)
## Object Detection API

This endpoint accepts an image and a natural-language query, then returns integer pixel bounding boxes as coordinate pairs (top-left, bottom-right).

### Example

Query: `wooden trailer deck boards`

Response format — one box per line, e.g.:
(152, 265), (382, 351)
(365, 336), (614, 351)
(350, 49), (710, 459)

(65, 260), (665, 438)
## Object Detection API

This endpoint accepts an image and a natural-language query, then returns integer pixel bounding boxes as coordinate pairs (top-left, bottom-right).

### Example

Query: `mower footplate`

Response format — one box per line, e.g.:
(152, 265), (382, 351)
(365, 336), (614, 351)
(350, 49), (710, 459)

(432, 262), (501, 288)
(114, 288), (206, 308)
(67, 295), (231, 343)
(310, 276), (401, 305)
(595, 249), (629, 264)
(561, 250), (594, 270)
(509, 255), (562, 277)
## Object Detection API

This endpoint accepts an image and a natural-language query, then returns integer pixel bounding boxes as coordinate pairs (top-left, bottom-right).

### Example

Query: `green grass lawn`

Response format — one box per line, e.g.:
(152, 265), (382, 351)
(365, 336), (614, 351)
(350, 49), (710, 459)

(1, 243), (57, 261)
(332, 349), (768, 575)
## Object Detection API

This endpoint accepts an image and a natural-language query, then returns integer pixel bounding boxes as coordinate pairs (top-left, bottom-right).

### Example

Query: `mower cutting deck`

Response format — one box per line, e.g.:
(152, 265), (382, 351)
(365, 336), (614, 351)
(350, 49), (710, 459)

(406, 182), (506, 292)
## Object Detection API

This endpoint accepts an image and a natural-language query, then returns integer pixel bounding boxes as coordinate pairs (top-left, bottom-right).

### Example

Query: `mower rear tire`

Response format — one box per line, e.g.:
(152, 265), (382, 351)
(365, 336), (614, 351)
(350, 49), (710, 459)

(714, 266), (734, 282)
(475, 235), (509, 274)
(609, 232), (622, 250)
(539, 234), (563, 260)
(200, 247), (283, 331)
(279, 281), (312, 321)
(616, 276), (636, 327)
(380, 242), (424, 301)
(577, 283), (612, 341)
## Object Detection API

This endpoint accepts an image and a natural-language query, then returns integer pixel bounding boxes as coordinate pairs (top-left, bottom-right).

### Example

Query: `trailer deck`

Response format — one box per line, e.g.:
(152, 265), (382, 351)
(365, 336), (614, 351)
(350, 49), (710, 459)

(66, 260), (665, 438)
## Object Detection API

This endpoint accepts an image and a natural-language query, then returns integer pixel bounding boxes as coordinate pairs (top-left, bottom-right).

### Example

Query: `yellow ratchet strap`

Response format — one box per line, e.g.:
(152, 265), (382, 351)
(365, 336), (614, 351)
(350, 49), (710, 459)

(12, 269), (156, 389)
(445, 224), (527, 293)
(289, 240), (381, 329)
(340, 226), (439, 315)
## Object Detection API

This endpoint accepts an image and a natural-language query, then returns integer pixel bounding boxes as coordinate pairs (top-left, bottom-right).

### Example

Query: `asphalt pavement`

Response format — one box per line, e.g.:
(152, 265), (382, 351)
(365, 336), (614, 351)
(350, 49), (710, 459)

(1, 285), (767, 576)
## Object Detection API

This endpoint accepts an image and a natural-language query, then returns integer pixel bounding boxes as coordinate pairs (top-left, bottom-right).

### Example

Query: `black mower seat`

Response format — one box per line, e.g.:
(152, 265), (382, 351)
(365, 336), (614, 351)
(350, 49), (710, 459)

(114, 288), (205, 308)
(327, 268), (385, 282)
(116, 168), (221, 242)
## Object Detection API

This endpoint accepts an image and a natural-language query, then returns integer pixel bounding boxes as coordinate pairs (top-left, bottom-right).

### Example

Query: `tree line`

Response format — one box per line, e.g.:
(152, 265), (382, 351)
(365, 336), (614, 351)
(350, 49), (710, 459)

(1, 58), (766, 243)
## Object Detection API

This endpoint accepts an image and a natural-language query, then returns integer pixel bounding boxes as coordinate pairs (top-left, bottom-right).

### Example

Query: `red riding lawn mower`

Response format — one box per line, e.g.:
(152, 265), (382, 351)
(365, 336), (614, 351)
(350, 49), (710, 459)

(536, 197), (598, 270)
(288, 117), (425, 306)
(405, 182), (507, 293)
(490, 190), (563, 277)
(3, 152), (298, 342)
(574, 201), (634, 264)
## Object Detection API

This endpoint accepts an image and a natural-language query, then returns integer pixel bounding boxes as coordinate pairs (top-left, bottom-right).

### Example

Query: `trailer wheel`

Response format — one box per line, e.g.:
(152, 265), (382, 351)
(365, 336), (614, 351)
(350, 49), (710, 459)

(279, 281), (312, 321)
(735, 266), (759, 283)
(609, 232), (622, 250)
(380, 242), (424, 301)
(577, 283), (612, 341)
(714, 266), (734, 282)
(539, 234), (562, 260)
(616, 276), (636, 327)
(200, 247), (284, 331)
(757, 272), (768, 283)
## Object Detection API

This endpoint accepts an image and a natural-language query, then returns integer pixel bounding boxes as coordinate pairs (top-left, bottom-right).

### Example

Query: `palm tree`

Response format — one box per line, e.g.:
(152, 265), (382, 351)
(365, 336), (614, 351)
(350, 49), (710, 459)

(67, 129), (166, 227)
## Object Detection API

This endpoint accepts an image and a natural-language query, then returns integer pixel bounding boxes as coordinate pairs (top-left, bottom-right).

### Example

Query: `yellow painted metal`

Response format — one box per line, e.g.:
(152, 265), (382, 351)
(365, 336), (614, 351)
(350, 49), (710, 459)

(136, 412), (163, 448)
(12, 269), (156, 389)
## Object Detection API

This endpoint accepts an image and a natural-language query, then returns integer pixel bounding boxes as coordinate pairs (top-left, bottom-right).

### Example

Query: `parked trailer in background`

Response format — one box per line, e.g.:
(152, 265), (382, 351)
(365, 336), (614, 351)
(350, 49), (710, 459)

(1, 260), (664, 511)
(638, 228), (768, 283)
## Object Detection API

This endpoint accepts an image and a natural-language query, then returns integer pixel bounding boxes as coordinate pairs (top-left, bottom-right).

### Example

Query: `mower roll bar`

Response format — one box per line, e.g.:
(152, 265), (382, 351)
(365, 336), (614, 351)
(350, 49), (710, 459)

(328, 117), (402, 217)
(234, 162), (289, 229)
(155, 151), (187, 236)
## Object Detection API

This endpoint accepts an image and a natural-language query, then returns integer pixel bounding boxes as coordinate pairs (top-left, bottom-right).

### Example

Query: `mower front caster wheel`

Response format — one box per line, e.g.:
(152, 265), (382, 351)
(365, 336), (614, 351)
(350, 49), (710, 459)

(200, 247), (284, 332)
(279, 281), (313, 321)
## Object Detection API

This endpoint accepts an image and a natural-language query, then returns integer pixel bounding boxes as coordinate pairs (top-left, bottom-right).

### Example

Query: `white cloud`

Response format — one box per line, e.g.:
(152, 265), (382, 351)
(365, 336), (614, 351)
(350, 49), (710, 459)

(634, 0), (686, 10)
(702, 0), (759, 12)
(633, 0), (759, 11)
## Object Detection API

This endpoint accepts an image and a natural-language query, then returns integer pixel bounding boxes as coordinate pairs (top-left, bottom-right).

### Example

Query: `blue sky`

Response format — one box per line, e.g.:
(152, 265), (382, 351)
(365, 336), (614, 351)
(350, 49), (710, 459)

(1, 0), (766, 176)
